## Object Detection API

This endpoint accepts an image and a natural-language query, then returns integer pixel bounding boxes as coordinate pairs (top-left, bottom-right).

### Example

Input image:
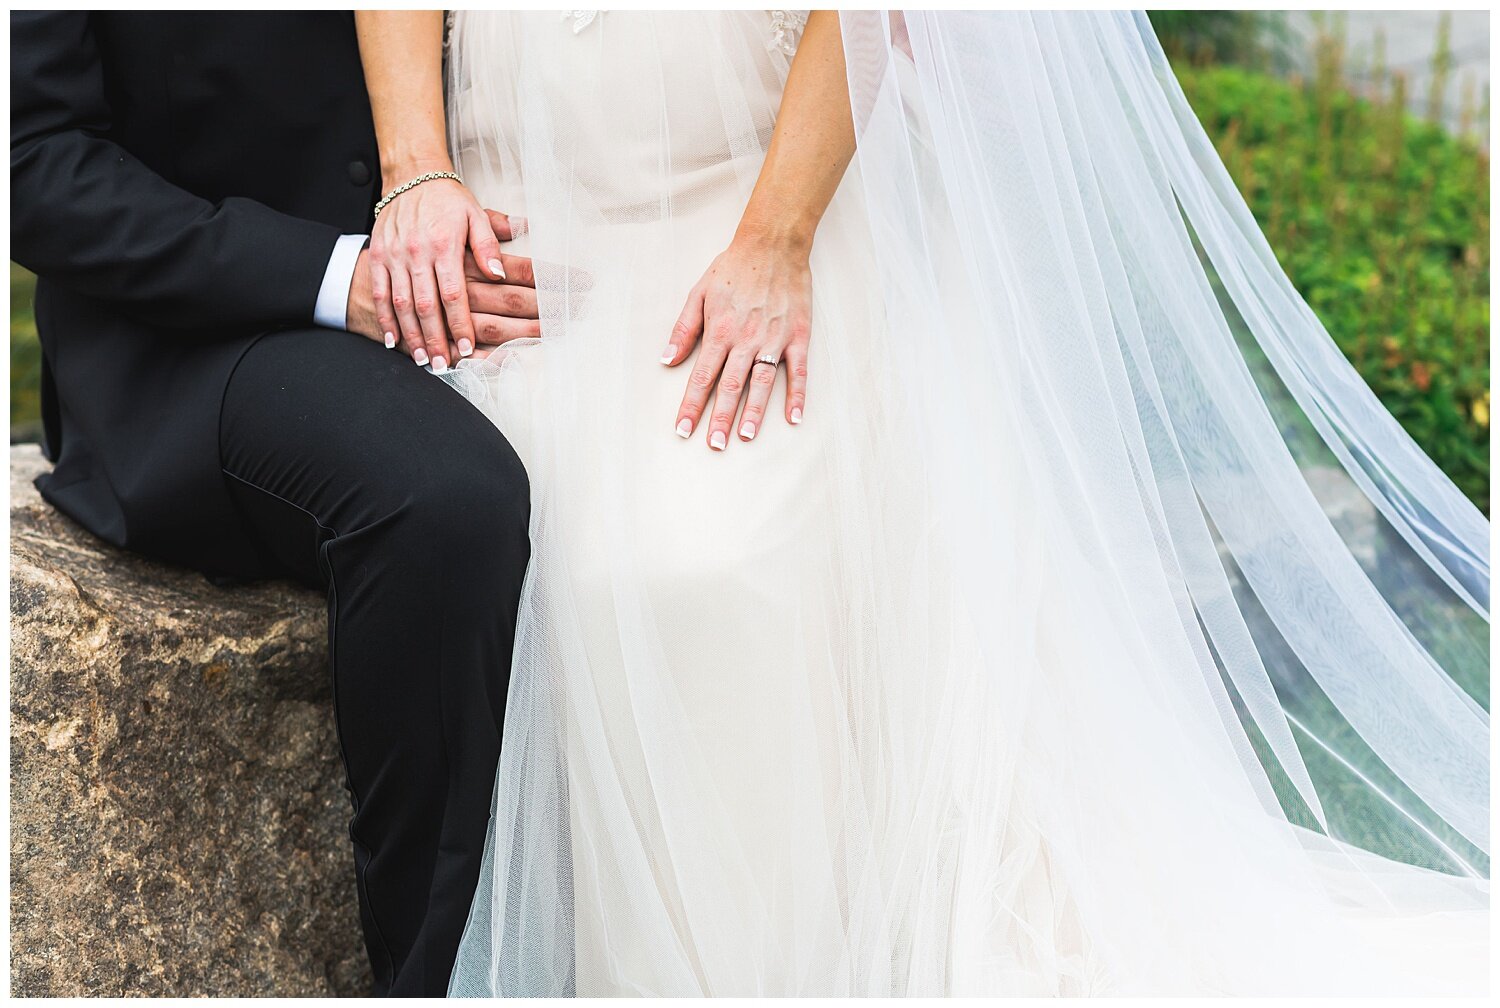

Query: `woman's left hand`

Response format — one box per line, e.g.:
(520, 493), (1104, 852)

(663, 237), (811, 450)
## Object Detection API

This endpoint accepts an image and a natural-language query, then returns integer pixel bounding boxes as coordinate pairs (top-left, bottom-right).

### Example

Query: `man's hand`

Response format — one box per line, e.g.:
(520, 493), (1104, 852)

(347, 209), (540, 354)
(463, 245), (541, 346)
(345, 246), (386, 343)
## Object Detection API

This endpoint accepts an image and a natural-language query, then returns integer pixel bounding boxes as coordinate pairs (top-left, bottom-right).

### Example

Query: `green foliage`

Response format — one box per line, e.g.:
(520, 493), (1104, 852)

(1175, 59), (1490, 512)
(1149, 10), (1289, 71)
(11, 263), (42, 432)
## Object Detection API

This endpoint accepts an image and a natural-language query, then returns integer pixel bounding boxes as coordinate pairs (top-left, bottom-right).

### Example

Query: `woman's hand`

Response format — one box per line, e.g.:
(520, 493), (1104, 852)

(659, 10), (851, 450)
(663, 235), (811, 450)
(369, 173), (510, 371)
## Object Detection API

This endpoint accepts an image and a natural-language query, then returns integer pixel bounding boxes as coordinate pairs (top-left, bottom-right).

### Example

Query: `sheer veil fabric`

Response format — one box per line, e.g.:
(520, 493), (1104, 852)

(439, 10), (1488, 996)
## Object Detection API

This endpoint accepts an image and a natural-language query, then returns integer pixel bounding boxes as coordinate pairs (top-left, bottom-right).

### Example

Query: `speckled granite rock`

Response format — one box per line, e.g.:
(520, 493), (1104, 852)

(9, 445), (370, 996)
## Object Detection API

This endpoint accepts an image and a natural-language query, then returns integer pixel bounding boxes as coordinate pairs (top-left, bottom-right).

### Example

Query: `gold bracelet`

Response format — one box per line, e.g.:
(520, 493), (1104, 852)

(372, 171), (463, 219)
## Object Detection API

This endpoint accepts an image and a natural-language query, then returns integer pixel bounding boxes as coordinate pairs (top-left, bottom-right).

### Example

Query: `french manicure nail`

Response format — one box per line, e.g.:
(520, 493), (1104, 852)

(431, 355), (448, 374)
(710, 431), (727, 451)
(488, 258), (507, 280)
(384, 331), (396, 349)
(740, 421), (756, 440)
(676, 418), (693, 439)
(458, 339), (474, 357)
(790, 407), (803, 425)
(413, 348), (429, 366)
(659, 345), (677, 365)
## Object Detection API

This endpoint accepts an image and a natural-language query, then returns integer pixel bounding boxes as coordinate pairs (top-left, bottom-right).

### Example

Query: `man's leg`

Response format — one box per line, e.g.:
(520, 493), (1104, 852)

(218, 328), (529, 996)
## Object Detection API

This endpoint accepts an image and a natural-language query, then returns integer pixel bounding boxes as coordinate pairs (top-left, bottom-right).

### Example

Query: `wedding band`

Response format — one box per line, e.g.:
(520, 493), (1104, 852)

(754, 354), (780, 368)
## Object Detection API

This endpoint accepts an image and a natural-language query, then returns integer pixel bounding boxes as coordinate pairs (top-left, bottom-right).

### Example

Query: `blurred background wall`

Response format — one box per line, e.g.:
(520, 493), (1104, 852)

(8, 11), (1490, 510)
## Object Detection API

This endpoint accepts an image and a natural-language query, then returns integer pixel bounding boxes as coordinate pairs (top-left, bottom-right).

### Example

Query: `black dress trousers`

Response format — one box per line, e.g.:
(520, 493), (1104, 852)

(218, 328), (531, 995)
(11, 12), (533, 993)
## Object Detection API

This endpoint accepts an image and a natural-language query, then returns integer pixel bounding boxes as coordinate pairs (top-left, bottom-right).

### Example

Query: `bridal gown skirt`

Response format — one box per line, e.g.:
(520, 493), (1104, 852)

(439, 11), (1488, 996)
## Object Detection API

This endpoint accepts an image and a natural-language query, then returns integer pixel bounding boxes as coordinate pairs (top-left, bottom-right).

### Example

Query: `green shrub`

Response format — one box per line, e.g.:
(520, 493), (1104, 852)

(1149, 11), (1287, 71)
(11, 263), (41, 432)
(1176, 62), (1490, 513)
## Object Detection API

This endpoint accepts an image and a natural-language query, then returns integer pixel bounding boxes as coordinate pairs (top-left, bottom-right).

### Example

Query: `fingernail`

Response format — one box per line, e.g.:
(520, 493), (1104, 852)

(790, 407), (803, 425)
(413, 348), (429, 366)
(431, 355), (448, 374)
(740, 421), (756, 440)
(458, 339), (474, 357)
(384, 331), (396, 349)
(659, 345), (677, 365)
(710, 431), (727, 451)
(488, 258), (507, 280)
(675, 418), (693, 439)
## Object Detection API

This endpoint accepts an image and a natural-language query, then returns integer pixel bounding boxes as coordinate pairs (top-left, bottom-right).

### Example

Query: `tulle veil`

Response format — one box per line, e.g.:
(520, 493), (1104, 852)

(440, 10), (1488, 996)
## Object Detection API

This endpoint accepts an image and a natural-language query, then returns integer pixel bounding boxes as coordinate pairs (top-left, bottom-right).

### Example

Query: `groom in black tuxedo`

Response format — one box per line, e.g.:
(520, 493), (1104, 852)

(11, 12), (532, 996)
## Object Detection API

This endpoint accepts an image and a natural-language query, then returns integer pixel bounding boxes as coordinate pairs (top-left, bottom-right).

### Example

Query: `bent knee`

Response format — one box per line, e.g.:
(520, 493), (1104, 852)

(402, 435), (531, 548)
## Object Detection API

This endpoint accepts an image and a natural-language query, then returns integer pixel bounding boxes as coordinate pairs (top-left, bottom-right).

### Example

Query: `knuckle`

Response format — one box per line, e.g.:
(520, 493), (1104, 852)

(710, 412), (736, 428)
(688, 369), (715, 391)
(792, 361), (810, 379)
(441, 285), (463, 304)
(671, 320), (695, 340)
(430, 234), (451, 255)
(414, 297), (437, 316)
(718, 374), (743, 395)
(404, 238), (424, 257)
(503, 291), (526, 314)
(390, 294), (411, 312)
(751, 367), (775, 386)
(708, 320), (735, 347)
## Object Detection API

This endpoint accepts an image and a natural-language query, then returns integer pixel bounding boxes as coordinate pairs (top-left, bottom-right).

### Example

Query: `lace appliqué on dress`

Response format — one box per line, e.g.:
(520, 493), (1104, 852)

(767, 10), (809, 56)
(559, 11), (808, 54)
(562, 10), (598, 35)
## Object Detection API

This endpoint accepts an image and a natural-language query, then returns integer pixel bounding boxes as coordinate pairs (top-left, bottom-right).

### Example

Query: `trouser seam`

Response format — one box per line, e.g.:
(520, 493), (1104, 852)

(218, 466), (399, 989)
(214, 330), (281, 567)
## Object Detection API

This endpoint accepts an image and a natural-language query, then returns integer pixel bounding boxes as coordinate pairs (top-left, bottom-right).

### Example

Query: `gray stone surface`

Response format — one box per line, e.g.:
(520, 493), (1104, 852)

(1285, 10), (1489, 140)
(9, 445), (370, 996)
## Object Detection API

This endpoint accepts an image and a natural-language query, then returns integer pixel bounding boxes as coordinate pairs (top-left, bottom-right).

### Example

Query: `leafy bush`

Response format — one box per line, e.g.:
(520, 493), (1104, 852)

(1149, 10), (1287, 70)
(1176, 61), (1489, 513)
(11, 263), (42, 434)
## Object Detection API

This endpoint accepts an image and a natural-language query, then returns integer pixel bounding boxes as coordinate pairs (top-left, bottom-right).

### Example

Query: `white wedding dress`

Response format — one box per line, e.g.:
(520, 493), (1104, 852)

(438, 10), (1489, 996)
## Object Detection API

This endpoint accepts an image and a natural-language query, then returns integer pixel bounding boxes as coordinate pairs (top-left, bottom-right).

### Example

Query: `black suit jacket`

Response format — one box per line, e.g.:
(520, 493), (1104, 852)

(10, 11), (378, 574)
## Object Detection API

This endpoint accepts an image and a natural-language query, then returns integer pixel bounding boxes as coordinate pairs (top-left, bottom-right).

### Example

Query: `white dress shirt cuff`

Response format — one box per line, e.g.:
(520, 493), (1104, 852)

(313, 233), (369, 330)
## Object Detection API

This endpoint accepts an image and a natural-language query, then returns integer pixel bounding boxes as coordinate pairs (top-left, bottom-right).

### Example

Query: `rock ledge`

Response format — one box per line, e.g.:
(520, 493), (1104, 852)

(9, 444), (368, 996)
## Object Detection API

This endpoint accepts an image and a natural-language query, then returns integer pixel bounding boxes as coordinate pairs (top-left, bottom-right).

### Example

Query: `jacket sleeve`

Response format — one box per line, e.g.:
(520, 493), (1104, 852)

(9, 11), (342, 332)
